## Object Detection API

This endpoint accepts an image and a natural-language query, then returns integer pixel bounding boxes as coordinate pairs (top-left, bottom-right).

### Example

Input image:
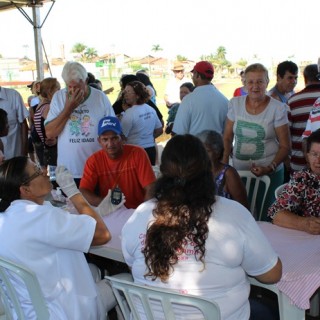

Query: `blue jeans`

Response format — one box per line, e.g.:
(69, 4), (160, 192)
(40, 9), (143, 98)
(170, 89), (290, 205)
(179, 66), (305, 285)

(249, 298), (279, 320)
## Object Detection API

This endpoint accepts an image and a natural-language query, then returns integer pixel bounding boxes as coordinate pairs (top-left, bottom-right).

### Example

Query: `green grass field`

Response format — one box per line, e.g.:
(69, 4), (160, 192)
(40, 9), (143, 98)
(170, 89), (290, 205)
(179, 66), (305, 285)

(13, 75), (279, 143)
(97, 76), (246, 142)
(102, 76), (244, 120)
(15, 75), (277, 117)
(17, 76), (244, 117)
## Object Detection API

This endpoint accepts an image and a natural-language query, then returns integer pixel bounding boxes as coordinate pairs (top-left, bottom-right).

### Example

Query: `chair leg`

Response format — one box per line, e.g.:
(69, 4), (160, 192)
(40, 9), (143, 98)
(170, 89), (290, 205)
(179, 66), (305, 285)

(115, 305), (125, 320)
(308, 291), (320, 317)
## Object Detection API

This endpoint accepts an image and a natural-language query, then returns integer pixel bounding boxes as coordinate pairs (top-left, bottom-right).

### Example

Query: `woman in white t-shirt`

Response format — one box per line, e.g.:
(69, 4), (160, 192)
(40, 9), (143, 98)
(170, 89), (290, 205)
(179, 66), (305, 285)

(136, 71), (157, 106)
(0, 157), (118, 319)
(122, 134), (282, 320)
(121, 80), (163, 165)
(223, 63), (290, 221)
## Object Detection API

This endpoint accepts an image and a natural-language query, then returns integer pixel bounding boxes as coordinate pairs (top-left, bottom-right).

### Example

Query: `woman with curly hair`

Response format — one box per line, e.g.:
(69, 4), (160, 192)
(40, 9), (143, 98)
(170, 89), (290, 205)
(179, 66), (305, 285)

(121, 80), (163, 165)
(122, 134), (282, 320)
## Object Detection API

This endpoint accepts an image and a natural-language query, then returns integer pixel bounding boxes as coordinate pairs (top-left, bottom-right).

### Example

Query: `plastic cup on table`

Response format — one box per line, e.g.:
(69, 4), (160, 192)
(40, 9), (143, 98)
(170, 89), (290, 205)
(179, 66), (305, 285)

(47, 165), (57, 182)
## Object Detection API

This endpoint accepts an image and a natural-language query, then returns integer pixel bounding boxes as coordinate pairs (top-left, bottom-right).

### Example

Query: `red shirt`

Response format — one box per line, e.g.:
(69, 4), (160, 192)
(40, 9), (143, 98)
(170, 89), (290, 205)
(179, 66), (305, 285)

(80, 145), (156, 209)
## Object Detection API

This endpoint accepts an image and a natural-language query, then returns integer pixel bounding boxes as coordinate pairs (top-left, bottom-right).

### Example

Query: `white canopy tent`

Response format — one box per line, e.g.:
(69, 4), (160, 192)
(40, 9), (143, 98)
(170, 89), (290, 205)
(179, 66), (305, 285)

(0, 0), (54, 80)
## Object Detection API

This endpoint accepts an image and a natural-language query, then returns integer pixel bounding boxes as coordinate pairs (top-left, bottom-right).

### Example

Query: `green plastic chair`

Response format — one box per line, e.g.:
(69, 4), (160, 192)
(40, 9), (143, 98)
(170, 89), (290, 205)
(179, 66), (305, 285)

(0, 257), (49, 320)
(106, 275), (221, 320)
(238, 170), (271, 221)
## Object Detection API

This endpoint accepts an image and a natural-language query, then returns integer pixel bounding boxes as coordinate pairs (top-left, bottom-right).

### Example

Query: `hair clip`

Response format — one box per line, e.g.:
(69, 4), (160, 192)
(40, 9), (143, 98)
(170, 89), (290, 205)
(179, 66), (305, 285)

(174, 177), (186, 187)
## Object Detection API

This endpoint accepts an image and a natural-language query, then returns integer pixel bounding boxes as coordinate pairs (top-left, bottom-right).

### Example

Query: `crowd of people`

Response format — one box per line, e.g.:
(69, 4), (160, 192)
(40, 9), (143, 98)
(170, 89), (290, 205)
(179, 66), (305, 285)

(0, 57), (320, 319)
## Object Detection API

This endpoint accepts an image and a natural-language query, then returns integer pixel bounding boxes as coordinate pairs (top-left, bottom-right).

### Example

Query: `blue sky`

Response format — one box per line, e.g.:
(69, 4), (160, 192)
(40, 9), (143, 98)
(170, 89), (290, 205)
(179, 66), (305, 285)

(0, 0), (319, 65)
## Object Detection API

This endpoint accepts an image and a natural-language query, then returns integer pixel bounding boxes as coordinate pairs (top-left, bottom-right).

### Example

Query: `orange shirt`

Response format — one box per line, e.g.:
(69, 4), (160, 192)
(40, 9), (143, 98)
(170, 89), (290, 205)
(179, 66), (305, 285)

(80, 145), (156, 209)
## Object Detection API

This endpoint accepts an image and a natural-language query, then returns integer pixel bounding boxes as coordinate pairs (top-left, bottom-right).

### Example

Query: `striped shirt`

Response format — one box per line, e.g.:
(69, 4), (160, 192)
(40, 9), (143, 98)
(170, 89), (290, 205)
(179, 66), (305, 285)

(288, 84), (320, 171)
(303, 97), (320, 138)
(33, 102), (49, 144)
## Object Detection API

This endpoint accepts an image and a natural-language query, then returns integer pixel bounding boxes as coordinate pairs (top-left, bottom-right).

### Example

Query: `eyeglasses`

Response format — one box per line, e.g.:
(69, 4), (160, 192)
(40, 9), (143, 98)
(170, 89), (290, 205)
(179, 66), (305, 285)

(174, 70), (184, 74)
(123, 89), (135, 95)
(21, 163), (44, 185)
(308, 152), (320, 159)
(246, 80), (267, 86)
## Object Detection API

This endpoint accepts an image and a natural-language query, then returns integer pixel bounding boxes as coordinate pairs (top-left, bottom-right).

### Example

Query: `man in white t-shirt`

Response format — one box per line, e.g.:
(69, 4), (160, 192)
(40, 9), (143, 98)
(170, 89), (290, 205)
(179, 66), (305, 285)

(45, 62), (115, 185)
(0, 86), (29, 159)
(164, 61), (187, 108)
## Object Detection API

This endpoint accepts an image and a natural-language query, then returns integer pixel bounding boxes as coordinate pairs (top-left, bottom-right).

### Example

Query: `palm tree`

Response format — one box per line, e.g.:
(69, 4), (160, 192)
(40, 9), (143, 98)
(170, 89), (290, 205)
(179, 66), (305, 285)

(176, 55), (187, 62)
(214, 46), (231, 75)
(84, 47), (98, 62)
(237, 58), (247, 68)
(71, 43), (87, 61)
(148, 44), (162, 75)
(151, 44), (163, 55)
(216, 46), (227, 60)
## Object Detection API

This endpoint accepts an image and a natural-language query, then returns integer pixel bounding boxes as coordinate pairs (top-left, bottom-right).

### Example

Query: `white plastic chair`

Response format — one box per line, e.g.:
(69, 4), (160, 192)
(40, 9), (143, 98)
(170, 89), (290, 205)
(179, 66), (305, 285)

(106, 276), (221, 320)
(0, 256), (49, 320)
(238, 170), (271, 221)
(152, 165), (161, 179)
(274, 183), (288, 199)
(248, 277), (305, 320)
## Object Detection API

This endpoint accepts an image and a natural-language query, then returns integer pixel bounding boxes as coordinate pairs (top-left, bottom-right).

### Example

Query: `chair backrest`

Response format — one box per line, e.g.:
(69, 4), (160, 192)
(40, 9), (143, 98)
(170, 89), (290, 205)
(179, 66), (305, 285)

(274, 183), (288, 199)
(0, 257), (49, 320)
(238, 170), (271, 221)
(152, 165), (161, 178)
(106, 276), (221, 320)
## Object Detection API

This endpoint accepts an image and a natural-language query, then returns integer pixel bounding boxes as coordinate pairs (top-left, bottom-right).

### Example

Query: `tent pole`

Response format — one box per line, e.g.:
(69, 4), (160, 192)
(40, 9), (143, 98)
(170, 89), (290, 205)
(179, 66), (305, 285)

(32, 5), (44, 80)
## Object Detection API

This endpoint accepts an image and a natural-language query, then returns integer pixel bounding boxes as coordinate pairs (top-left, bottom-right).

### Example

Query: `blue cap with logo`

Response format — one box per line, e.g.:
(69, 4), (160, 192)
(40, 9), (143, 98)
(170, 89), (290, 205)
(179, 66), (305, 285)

(98, 116), (122, 136)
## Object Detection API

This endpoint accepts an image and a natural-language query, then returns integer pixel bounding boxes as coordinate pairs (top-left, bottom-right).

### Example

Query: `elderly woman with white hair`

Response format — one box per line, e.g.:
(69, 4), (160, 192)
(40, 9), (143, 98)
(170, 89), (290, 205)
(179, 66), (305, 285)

(223, 63), (290, 220)
(45, 61), (115, 186)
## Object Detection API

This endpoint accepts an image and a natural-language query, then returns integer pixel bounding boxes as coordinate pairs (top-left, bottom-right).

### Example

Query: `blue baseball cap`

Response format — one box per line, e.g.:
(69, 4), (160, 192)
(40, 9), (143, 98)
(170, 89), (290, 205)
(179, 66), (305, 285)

(98, 116), (122, 136)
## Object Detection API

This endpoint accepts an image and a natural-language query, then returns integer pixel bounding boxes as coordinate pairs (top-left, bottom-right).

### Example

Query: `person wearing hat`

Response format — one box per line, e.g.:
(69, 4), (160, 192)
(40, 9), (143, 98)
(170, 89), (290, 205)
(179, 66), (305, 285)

(172, 61), (228, 136)
(27, 81), (41, 108)
(164, 61), (187, 108)
(79, 116), (156, 209)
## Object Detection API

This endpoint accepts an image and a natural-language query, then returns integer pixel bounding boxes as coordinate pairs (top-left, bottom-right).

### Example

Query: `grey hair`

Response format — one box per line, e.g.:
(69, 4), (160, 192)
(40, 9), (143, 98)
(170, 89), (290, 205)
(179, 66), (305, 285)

(197, 130), (224, 161)
(61, 61), (88, 84)
(245, 63), (269, 83)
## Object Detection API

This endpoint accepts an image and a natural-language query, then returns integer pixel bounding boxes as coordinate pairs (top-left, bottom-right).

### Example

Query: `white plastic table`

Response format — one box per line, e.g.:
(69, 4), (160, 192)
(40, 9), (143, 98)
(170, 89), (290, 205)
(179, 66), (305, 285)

(89, 207), (134, 263)
(90, 214), (320, 320)
(249, 222), (320, 320)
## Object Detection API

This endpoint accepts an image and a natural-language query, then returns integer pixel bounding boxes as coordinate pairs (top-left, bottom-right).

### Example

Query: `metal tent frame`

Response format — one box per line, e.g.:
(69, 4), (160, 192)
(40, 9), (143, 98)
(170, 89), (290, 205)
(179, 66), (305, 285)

(0, 0), (55, 80)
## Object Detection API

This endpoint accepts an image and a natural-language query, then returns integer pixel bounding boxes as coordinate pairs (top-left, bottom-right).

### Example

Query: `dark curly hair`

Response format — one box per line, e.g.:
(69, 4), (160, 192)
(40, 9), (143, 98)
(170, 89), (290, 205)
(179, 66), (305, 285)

(0, 156), (29, 212)
(126, 81), (150, 105)
(143, 135), (216, 282)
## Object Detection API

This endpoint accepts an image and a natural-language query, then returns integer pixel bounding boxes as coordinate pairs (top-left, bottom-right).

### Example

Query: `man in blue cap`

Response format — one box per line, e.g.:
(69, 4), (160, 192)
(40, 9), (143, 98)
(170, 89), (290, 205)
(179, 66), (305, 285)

(80, 116), (156, 209)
